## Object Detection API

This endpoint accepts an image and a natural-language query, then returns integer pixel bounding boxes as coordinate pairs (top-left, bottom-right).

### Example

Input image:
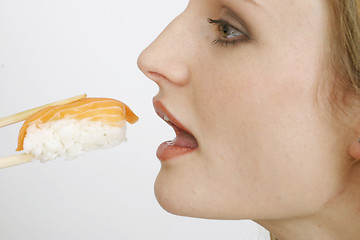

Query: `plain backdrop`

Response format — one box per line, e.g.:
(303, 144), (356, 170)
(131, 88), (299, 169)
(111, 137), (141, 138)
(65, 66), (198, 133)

(0, 1), (270, 239)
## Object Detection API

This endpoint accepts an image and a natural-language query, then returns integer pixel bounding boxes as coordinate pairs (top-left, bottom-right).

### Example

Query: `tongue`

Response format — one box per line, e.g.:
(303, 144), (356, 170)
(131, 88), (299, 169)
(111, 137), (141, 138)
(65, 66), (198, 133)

(172, 132), (198, 148)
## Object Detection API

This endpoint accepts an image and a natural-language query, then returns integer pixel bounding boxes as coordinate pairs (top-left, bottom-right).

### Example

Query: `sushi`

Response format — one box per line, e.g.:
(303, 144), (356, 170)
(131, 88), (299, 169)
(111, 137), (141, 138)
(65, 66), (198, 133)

(15, 97), (138, 162)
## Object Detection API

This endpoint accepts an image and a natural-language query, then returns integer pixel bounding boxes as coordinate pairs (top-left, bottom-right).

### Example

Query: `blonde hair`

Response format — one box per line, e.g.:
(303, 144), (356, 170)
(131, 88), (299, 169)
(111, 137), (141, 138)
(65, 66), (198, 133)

(268, 1), (360, 240)
(270, 233), (278, 240)
(326, 0), (360, 114)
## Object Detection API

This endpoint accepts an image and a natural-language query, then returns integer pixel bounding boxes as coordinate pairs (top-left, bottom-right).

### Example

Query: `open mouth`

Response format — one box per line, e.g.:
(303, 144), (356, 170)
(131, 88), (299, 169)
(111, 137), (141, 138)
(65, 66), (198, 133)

(153, 99), (198, 161)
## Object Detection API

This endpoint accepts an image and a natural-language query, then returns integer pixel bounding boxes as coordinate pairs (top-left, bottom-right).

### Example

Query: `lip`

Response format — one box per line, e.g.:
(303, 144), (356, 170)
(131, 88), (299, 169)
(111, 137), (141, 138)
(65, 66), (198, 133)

(153, 99), (198, 161)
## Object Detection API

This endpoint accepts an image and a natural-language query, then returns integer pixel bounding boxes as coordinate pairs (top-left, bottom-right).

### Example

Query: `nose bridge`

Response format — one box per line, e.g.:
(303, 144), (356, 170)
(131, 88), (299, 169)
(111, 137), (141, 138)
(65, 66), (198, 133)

(137, 13), (191, 86)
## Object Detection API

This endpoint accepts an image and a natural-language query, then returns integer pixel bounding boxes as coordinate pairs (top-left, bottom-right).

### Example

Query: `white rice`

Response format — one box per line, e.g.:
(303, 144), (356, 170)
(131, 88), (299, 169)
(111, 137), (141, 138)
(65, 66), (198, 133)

(23, 119), (127, 162)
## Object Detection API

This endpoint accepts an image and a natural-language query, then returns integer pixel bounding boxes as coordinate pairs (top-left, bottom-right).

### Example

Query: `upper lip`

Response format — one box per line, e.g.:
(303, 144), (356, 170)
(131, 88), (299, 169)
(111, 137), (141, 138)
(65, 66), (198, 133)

(153, 98), (193, 136)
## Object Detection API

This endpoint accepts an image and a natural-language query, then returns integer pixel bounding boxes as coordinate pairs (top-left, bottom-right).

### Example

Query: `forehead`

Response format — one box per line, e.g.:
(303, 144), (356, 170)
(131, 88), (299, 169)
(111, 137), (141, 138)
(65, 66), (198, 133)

(204, 0), (328, 17)
(225, 0), (322, 8)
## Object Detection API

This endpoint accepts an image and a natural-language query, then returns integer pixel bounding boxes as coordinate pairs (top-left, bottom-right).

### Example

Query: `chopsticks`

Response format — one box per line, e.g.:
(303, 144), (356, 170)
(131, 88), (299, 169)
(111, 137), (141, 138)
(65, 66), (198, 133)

(0, 93), (87, 128)
(0, 153), (33, 169)
(0, 94), (87, 169)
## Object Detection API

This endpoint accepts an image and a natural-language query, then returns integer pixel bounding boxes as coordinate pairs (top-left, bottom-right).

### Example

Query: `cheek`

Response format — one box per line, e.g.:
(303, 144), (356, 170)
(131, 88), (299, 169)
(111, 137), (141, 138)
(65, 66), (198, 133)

(193, 41), (323, 155)
(193, 51), (315, 153)
(188, 50), (345, 216)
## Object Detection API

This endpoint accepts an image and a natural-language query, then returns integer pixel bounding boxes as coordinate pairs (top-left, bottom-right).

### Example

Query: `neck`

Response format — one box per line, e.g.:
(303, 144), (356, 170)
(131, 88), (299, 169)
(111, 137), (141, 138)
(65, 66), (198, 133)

(256, 168), (360, 240)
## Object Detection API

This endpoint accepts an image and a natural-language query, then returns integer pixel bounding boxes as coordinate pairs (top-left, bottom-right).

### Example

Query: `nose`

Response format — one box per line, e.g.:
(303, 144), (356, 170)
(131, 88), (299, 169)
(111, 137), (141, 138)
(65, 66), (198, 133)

(137, 14), (191, 87)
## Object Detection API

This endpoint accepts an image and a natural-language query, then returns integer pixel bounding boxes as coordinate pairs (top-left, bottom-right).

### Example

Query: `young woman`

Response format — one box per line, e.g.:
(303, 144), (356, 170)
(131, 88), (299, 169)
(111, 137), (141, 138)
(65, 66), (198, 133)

(138, 0), (360, 239)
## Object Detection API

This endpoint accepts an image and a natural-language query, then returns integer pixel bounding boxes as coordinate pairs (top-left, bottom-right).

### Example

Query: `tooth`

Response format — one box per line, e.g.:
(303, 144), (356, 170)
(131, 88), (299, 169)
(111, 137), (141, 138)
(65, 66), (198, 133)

(164, 115), (170, 122)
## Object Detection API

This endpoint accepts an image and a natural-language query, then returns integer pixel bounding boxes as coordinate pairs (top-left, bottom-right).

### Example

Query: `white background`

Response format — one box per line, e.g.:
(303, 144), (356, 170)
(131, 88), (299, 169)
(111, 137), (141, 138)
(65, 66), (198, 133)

(0, 0), (269, 239)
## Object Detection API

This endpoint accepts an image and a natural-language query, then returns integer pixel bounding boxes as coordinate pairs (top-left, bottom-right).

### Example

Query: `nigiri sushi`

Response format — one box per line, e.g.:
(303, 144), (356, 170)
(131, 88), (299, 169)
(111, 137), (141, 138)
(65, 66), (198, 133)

(16, 97), (138, 162)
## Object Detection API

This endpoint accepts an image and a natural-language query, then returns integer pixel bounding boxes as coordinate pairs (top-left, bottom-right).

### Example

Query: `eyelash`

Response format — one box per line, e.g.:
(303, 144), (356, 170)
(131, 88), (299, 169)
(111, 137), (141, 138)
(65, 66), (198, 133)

(208, 18), (249, 46)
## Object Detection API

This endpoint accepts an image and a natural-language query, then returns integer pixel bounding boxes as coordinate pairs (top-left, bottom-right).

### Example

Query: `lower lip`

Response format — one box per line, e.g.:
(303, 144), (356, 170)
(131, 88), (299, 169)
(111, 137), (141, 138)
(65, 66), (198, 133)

(156, 138), (197, 162)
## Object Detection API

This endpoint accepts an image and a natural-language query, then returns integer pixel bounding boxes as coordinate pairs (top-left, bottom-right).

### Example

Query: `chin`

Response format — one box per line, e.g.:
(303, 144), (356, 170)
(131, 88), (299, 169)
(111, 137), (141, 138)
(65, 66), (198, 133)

(154, 169), (192, 217)
(154, 167), (251, 220)
(153, 168), (211, 218)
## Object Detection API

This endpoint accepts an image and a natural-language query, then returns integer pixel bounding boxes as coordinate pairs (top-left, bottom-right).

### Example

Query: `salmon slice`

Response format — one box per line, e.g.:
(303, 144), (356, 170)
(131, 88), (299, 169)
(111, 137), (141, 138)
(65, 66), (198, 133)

(16, 98), (139, 151)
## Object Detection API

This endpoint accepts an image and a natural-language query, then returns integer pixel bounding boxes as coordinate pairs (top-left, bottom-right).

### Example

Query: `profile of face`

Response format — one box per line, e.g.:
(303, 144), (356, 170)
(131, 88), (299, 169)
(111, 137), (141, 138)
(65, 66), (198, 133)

(138, 0), (350, 221)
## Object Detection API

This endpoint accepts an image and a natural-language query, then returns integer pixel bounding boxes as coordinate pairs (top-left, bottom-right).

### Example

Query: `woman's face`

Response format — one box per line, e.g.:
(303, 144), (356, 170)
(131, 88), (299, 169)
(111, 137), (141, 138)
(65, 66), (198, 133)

(138, 0), (349, 220)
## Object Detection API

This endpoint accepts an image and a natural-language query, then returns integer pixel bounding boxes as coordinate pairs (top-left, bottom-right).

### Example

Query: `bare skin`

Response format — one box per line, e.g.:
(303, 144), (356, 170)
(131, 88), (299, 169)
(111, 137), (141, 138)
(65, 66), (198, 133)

(138, 0), (360, 239)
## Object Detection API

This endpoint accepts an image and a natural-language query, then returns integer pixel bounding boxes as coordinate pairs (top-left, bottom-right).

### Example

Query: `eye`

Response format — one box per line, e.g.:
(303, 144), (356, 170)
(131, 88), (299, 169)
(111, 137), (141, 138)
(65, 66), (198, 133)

(208, 18), (249, 46)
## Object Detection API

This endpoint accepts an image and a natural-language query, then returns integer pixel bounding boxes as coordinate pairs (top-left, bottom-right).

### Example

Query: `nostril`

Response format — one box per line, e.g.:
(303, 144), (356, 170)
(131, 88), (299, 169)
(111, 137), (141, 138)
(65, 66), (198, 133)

(137, 40), (190, 86)
(145, 71), (169, 84)
(137, 50), (165, 85)
(148, 71), (166, 79)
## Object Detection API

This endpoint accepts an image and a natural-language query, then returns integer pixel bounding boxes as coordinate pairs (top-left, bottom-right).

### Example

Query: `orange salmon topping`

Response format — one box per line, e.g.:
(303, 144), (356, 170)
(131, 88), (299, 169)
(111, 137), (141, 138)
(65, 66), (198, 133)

(16, 98), (139, 151)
